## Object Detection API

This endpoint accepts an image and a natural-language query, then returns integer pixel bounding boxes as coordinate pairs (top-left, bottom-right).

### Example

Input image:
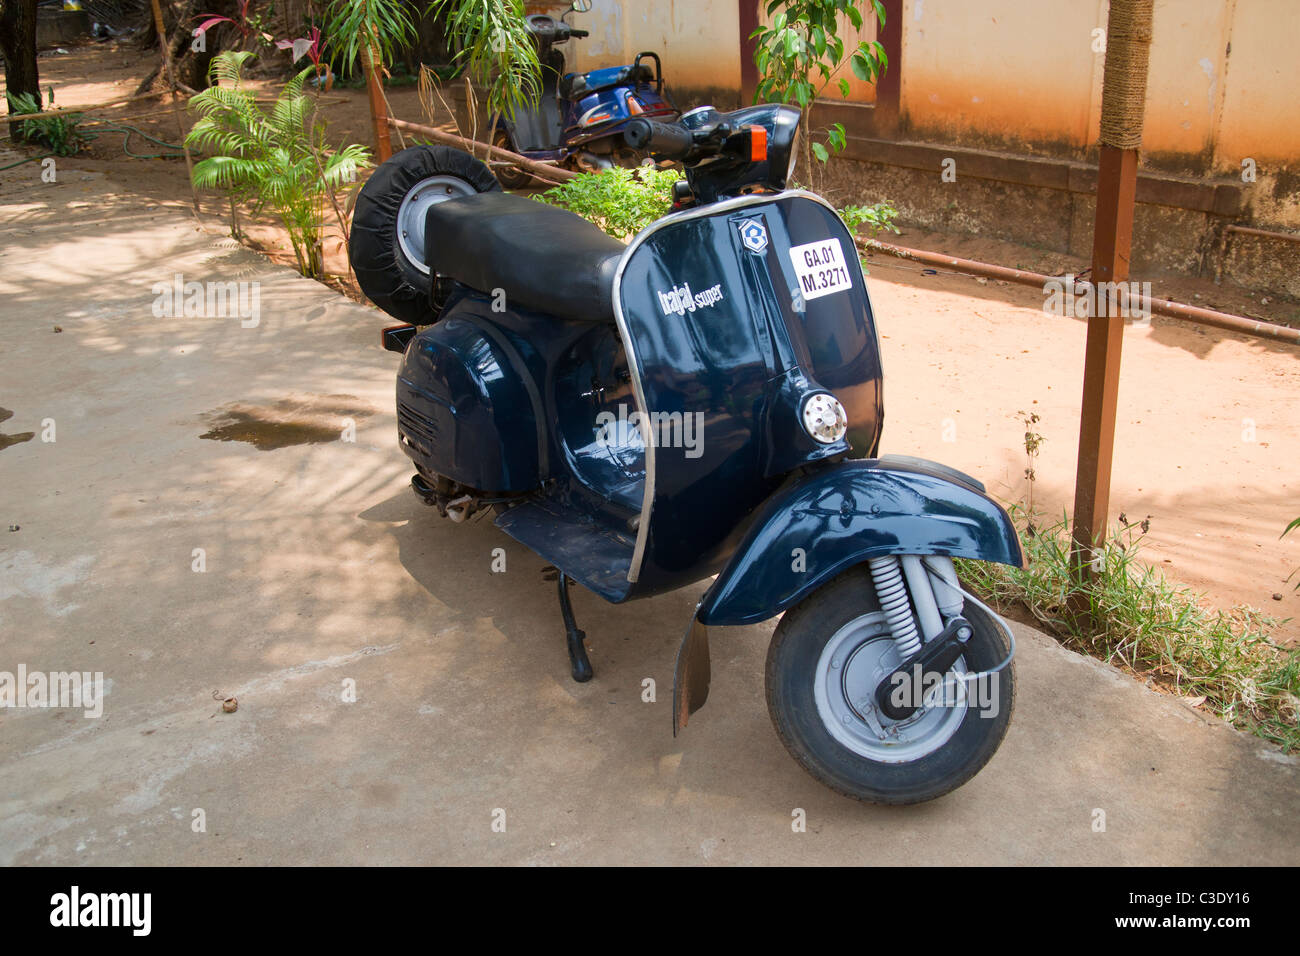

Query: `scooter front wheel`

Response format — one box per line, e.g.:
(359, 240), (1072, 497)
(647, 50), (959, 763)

(765, 565), (1014, 804)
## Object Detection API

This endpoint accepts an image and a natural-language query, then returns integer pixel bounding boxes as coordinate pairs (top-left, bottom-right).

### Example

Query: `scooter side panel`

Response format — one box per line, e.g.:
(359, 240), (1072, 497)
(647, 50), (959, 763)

(509, 62), (563, 152)
(695, 457), (1025, 627)
(396, 309), (543, 493)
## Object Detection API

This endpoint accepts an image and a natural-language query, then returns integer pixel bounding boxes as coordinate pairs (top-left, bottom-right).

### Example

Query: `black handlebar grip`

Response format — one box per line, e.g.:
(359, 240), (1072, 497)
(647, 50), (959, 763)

(570, 28), (590, 37)
(624, 118), (694, 159)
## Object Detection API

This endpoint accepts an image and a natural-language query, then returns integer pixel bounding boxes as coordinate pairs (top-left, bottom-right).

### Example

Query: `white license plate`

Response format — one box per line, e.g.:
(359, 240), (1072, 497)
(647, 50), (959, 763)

(788, 237), (853, 301)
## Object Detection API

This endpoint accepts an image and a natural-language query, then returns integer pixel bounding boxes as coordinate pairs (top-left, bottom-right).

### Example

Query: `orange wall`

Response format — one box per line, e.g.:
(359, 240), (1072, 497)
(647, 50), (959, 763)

(565, 0), (742, 92)
(569, 1), (1300, 170)
(898, 0), (1300, 170)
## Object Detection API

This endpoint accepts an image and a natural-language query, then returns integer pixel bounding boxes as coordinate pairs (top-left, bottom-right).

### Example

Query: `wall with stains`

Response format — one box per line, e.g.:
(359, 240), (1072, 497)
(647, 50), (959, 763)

(563, 0), (1298, 177)
(561, 0), (742, 104)
(900, 0), (1102, 151)
(900, 0), (1299, 177)
(894, 0), (1300, 230)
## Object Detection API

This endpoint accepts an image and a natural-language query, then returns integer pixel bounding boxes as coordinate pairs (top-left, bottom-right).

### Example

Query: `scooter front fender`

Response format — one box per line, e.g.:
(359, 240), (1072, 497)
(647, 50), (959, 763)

(695, 456), (1024, 627)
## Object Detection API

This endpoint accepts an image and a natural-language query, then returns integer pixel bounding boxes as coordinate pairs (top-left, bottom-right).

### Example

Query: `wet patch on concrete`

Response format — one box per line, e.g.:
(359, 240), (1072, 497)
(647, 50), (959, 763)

(0, 407), (34, 451)
(199, 396), (373, 451)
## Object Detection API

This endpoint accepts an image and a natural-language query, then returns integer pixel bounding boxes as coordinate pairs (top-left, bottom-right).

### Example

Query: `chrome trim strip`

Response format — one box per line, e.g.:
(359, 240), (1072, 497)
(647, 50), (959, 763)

(612, 188), (843, 582)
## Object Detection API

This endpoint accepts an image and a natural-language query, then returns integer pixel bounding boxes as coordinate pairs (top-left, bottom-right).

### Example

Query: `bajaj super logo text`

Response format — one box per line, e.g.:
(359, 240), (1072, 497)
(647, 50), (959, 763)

(656, 281), (724, 317)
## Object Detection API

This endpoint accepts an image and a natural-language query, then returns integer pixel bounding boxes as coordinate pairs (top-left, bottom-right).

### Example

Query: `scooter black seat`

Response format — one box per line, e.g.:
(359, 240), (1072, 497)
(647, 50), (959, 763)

(425, 191), (625, 322)
(559, 65), (654, 101)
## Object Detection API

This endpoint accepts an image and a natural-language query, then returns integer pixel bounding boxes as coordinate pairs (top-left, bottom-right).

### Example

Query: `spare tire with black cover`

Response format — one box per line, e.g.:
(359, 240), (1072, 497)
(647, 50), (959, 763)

(349, 145), (501, 325)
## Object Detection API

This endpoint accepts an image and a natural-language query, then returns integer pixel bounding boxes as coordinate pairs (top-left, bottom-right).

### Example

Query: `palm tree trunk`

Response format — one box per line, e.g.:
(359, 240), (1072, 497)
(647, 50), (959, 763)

(0, 0), (41, 141)
(363, 34), (392, 161)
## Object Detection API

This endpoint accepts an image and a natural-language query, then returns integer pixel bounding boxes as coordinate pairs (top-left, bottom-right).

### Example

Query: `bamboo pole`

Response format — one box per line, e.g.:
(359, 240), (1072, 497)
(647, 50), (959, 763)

(147, 0), (200, 214)
(0, 90), (176, 127)
(386, 117), (578, 184)
(1, 93), (350, 128)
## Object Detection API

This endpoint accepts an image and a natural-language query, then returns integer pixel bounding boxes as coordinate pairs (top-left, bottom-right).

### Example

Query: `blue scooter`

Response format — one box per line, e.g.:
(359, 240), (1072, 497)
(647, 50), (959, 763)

(489, 0), (679, 188)
(349, 105), (1025, 804)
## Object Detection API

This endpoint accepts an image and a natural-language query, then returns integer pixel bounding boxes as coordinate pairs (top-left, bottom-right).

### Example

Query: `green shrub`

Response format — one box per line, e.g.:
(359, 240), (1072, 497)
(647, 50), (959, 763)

(533, 165), (678, 240)
(840, 201), (900, 238)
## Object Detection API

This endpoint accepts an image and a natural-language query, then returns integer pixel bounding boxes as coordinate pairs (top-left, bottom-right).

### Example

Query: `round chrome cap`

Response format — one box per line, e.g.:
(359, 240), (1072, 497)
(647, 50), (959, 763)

(802, 393), (848, 444)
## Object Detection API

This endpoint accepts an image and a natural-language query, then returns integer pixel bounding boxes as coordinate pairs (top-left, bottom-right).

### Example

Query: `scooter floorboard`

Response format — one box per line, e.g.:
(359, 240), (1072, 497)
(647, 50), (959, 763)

(495, 497), (636, 602)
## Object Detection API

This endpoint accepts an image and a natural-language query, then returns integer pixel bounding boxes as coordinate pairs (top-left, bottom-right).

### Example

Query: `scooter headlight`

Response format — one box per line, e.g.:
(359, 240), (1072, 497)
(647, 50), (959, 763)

(802, 393), (848, 444)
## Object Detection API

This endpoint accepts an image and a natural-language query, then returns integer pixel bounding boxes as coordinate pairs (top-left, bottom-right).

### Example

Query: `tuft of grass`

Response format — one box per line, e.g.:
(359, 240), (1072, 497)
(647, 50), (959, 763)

(1284, 516), (1300, 590)
(957, 506), (1300, 751)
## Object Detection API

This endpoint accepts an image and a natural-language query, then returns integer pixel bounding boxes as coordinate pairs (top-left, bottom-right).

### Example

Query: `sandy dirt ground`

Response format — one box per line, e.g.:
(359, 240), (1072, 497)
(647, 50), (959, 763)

(2, 158), (1297, 865)
(7, 39), (1300, 634)
(8, 37), (1300, 643)
(869, 254), (1300, 644)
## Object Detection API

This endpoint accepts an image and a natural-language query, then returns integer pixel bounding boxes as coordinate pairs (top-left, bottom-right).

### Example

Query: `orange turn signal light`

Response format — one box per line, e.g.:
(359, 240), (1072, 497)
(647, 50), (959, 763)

(748, 125), (768, 162)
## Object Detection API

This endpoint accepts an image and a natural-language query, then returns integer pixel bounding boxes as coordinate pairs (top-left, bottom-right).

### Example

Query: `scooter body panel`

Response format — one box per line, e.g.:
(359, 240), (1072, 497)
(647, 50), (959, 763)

(695, 456), (1026, 627)
(506, 70), (563, 153)
(500, 25), (677, 161)
(396, 287), (589, 493)
(560, 80), (677, 151)
(612, 191), (884, 594)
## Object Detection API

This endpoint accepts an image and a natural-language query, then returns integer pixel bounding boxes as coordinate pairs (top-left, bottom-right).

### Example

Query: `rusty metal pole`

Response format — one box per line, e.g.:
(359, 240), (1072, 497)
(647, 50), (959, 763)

(1069, 0), (1153, 579)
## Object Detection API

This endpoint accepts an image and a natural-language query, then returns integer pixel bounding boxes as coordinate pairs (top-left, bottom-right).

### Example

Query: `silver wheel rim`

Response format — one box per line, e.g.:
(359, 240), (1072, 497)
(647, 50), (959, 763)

(396, 175), (477, 276)
(813, 611), (969, 763)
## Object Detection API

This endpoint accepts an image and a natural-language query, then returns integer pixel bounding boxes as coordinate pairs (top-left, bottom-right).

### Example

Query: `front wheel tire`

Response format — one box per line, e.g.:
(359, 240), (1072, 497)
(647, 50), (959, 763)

(765, 565), (1014, 804)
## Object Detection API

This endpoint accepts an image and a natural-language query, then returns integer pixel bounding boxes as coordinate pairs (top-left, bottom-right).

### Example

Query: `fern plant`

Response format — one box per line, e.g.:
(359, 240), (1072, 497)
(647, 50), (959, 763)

(324, 0), (419, 77)
(186, 51), (370, 277)
(7, 89), (89, 156)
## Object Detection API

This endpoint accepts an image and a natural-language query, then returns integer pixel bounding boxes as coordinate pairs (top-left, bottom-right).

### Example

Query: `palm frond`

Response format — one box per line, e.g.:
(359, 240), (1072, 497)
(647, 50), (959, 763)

(185, 49), (371, 278)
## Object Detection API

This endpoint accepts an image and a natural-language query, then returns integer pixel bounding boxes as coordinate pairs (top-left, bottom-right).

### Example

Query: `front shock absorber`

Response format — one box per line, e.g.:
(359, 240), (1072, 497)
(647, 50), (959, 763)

(868, 555), (922, 659)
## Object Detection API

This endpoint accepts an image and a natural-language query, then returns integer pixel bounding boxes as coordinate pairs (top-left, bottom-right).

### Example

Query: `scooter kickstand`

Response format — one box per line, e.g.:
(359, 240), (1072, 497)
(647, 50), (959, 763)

(557, 574), (594, 683)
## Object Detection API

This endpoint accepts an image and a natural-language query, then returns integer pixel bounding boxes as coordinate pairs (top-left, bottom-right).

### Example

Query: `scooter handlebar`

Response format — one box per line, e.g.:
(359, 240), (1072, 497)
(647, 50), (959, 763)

(569, 28), (590, 37)
(624, 118), (695, 160)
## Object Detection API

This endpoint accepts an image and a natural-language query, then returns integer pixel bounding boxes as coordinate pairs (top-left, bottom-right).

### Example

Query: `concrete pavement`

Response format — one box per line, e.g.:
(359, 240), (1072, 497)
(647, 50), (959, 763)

(1, 156), (1296, 865)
